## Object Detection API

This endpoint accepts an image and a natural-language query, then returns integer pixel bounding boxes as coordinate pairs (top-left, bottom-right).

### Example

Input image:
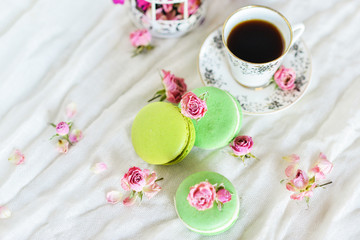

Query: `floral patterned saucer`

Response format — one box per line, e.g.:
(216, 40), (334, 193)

(198, 26), (312, 115)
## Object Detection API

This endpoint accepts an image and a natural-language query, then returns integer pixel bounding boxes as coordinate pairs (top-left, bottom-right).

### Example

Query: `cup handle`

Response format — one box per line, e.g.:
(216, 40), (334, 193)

(291, 23), (305, 46)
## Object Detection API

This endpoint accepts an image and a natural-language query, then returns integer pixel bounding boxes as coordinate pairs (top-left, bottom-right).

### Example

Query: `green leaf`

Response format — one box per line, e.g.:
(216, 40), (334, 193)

(130, 190), (135, 199)
(146, 45), (154, 50)
(49, 134), (59, 140)
(160, 95), (166, 101)
(50, 123), (56, 127)
(309, 176), (315, 184)
(155, 177), (164, 182)
(280, 179), (285, 184)
(155, 89), (166, 95)
(138, 191), (143, 201)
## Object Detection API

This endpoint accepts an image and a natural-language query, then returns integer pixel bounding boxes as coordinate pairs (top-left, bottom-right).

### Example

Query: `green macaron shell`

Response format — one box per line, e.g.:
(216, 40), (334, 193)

(175, 171), (240, 235)
(131, 102), (195, 165)
(189, 87), (243, 149)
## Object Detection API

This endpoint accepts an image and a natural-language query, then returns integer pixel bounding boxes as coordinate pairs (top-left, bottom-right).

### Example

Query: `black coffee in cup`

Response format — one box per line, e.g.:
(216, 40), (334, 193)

(227, 19), (285, 63)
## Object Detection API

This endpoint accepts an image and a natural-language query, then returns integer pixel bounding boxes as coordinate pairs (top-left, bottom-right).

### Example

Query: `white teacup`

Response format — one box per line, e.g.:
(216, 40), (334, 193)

(222, 5), (305, 88)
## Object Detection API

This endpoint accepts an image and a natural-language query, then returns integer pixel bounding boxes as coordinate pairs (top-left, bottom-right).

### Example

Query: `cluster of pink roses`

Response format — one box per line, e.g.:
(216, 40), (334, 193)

(229, 135), (257, 162)
(50, 103), (83, 154)
(120, 167), (163, 206)
(273, 65), (296, 90)
(282, 153), (333, 203)
(187, 181), (232, 211)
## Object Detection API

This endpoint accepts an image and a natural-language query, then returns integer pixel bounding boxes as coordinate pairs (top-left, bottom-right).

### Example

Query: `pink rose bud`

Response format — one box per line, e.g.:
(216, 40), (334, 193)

(57, 139), (69, 154)
(121, 167), (146, 192)
(8, 149), (25, 165)
(130, 29), (151, 48)
(56, 122), (70, 136)
(291, 169), (309, 190)
(274, 66), (296, 90)
(230, 135), (253, 156)
(187, 181), (216, 211)
(162, 70), (187, 104)
(180, 92), (207, 120)
(69, 129), (83, 143)
(216, 189), (232, 203)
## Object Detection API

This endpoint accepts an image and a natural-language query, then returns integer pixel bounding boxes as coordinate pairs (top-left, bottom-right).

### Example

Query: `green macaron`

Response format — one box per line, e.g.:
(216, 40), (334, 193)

(181, 87), (243, 149)
(175, 171), (240, 235)
(131, 102), (195, 165)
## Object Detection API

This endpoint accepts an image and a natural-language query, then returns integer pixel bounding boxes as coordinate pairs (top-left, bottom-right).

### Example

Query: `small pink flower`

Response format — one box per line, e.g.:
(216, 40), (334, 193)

(143, 182), (161, 199)
(291, 169), (309, 190)
(162, 70), (187, 104)
(187, 181), (216, 211)
(66, 102), (77, 119)
(216, 189), (232, 203)
(90, 162), (108, 174)
(0, 206), (11, 219)
(180, 92), (207, 120)
(130, 29), (151, 48)
(136, 0), (151, 11)
(274, 66), (296, 90)
(69, 129), (83, 143)
(8, 149), (25, 165)
(106, 191), (123, 204)
(179, 0), (201, 16)
(230, 136), (253, 156)
(113, 0), (125, 4)
(290, 192), (305, 200)
(56, 122), (69, 136)
(56, 139), (69, 154)
(309, 153), (333, 180)
(121, 167), (146, 192)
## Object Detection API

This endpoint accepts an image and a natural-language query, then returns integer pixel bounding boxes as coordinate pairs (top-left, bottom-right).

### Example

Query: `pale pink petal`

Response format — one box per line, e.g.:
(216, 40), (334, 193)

(285, 164), (298, 178)
(8, 149), (25, 165)
(123, 195), (138, 206)
(146, 172), (157, 186)
(90, 162), (107, 174)
(283, 154), (300, 163)
(66, 102), (77, 119)
(286, 183), (295, 192)
(69, 129), (83, 143)
(121, 177), (131, 191)
(56, 139), (69, 154)
(290, 192), (305, 200)
(143, 183), (161, 199)
(317, 153), (333, 175)
(0, 206), (11, 219)
(304, 190), (313, 198)
(106, 191), (123, 204)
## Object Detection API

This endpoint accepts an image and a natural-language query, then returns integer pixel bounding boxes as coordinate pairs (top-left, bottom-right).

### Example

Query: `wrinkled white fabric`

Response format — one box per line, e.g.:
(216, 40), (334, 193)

(0, 0), (360, 239)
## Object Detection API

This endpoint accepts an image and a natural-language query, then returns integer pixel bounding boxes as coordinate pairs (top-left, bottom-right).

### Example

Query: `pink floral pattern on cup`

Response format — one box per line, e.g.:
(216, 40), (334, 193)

(273, 66), (296, 90)
(180, 92), (207, 120)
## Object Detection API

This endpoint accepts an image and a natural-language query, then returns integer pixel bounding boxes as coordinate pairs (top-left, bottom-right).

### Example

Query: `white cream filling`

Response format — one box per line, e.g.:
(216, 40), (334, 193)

(174, 196), (240, 234)
(224, 91), (241, 140)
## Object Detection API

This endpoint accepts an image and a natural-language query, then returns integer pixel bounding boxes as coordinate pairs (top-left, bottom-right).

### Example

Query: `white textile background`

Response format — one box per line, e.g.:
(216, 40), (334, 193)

(0, 0), (360, 239)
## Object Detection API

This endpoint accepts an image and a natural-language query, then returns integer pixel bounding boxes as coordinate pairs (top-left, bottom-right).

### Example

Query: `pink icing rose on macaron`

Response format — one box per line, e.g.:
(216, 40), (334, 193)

(180, 92), (207, 120)
(274, 65), (296, 90)
(216, 188), (232, 204)
(162, 70), (187, 104)
(56, 122), (69, 136)
(230, 135), (253, 156)
(121, 166), (146, 192)
(187, 181), (216, 211)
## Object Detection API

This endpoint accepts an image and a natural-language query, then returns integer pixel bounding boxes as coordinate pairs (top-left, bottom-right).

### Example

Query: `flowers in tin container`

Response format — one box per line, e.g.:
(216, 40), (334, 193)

(121, 167), (163, 206)
(229, 135), (258, 162)
(282, 153), (333, 204)
(180, 92), (208, 121)
(148, 69), (187, 104)
(130, 29), (154, 56)
(272, 65), (296, 90)
(187, 181), (232, 211)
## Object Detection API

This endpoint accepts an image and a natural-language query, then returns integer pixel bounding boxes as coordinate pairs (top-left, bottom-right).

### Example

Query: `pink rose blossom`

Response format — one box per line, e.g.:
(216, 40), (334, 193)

(121, 167), (146, 192)
(90, 162), (108, 174)
(274, 66), (296, 90)
(187, 181), (216, 211)
(106, 191), (122, 204)
(162, 70), (187, 104)
(162, 4), (173, 13)
(123, 195), (138, 206)
(230, 136), (253, 156)
(130, 29), (151, 48)
(8, 149), (25, 165)
(309, 153), (333, 180)
(56, 122), (69, 136)
(179, 0), (201, 16)
(56, 139), (69, 154)
(216, 189), (232, 203)
(0, 206), (11, 219)
(136, 0), (151, 11)
(291, 169), (309, 190)
(66, 102), (77, 119)
(180, 92), (207, 120)
(69, 129), (83, 143)
(113, 0), (125, 4)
